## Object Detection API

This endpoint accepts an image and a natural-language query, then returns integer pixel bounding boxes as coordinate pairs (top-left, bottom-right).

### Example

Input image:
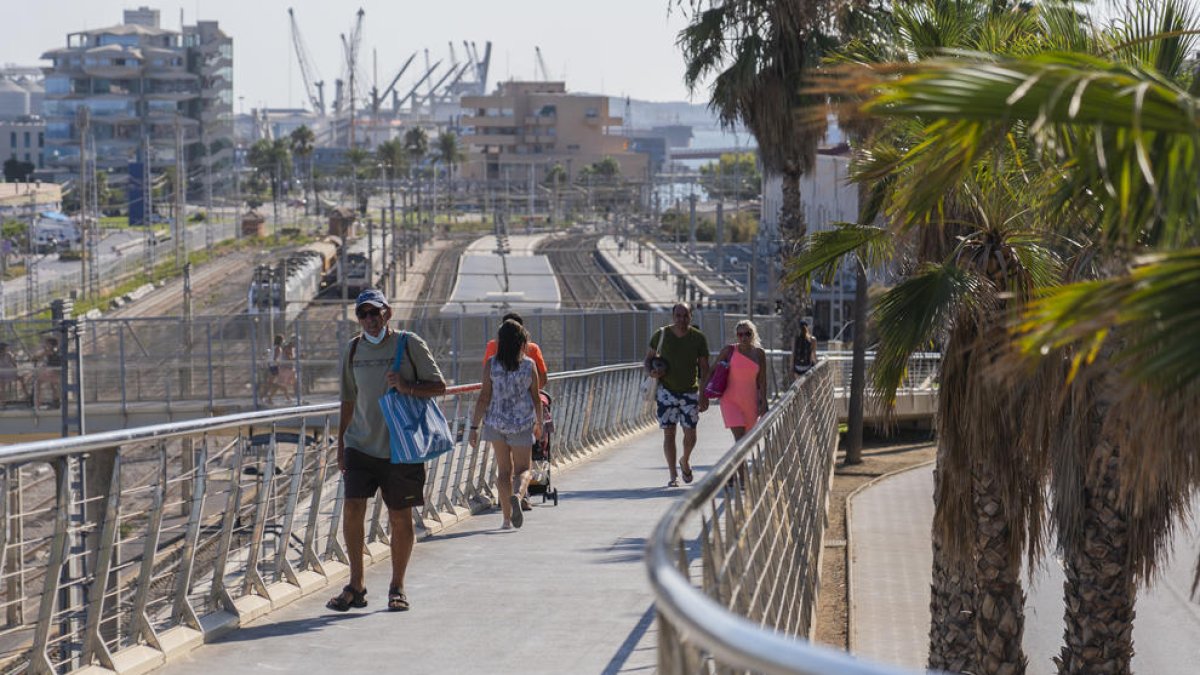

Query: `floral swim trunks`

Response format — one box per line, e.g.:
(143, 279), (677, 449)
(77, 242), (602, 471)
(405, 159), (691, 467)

(655, 386), (700, 429)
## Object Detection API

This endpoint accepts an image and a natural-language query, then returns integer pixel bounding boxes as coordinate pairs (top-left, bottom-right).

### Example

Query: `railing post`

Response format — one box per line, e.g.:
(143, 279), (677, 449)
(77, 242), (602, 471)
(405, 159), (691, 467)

(323, 478), (348, 565)
(81, 453), (122, 669)
(171, 437), (208, 630)
(273, 425), (307, 587)
(128, 446), (167, 651)
(30, 458), (71, 675)
(210, 435), (246, 612)
(4, 466), (23, 628)
(241, 427), (276, 598)
(300, 417), (333, 576)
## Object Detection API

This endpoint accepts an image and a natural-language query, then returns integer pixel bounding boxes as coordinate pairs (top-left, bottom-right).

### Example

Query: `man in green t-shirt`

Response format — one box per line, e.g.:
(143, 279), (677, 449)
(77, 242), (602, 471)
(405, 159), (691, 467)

(644, 303), (710, 487)
(327, 289), (446, 614)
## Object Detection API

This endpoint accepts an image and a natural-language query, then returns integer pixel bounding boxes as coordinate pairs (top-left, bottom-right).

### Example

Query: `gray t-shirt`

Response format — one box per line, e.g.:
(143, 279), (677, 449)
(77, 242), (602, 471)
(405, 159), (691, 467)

(340, 329), (445, 459)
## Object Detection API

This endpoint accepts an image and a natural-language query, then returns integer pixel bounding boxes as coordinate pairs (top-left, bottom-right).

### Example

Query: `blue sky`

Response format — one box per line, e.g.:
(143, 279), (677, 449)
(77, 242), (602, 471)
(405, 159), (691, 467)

(1, 0), (702, 110)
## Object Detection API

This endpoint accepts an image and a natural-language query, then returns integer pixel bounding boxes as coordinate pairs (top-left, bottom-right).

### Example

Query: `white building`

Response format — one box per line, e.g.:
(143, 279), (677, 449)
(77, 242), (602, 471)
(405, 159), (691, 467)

(760, 146), (862, 342)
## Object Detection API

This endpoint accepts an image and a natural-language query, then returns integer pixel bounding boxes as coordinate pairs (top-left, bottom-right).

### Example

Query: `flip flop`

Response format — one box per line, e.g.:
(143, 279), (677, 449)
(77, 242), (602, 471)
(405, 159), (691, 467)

(680, 464), (694, 484)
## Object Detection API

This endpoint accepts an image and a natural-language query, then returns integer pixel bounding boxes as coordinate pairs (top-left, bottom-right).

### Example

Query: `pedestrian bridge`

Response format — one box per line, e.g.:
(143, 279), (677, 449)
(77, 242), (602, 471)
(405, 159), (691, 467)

(0, 362), (927, 674)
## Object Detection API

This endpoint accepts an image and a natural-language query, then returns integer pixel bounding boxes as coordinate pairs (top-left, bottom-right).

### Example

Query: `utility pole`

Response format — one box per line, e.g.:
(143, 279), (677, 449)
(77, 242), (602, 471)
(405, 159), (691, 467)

(25, 190), (37, 315)
(87, 136), (100, 298)
(204, 130), (214, 252)
(142, 136), (154, 281)
(687, 191), (698, 255)
(77, 107), (90, 299)
(174, 115), (185, 269)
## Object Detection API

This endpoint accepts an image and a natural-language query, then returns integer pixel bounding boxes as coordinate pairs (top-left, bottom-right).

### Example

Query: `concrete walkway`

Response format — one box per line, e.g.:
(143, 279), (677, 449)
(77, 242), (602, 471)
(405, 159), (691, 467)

(163, 412), (732, 674)
(850, 466), (1200, 674)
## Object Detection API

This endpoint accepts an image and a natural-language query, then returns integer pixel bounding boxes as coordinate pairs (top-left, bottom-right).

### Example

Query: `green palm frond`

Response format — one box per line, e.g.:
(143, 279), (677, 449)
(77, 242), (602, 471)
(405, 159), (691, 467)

(1105, 0), (1200, 78)
(872, 263), (991, 406)
(785, 224), (893, 288)
(867, 51), (1200, 248)
(1017, 247), (1200, 391)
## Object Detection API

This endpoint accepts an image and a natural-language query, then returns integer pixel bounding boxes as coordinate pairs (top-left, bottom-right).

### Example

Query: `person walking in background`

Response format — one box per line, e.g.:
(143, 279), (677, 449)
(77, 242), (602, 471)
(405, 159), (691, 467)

(34, 336), (61, 409)
(470, 320), (545, 529)
(792, 321), (817, 376)
(264, 334), (292, 405)
(707, 319), (768, 441)
(277, 337), (298, 401)
(482, 311), (548, 388)
(644, 303), (710, 487)
(328, 289), (446, 613)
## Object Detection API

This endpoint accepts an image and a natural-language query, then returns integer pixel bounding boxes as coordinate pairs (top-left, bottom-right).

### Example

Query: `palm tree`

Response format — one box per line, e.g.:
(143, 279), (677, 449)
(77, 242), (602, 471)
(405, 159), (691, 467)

(808, 2), (1067, 668)
(289, 125), (316, 217)
(404, 127), (430, 234)
(862, 2), (1200, 672)
(675, 0), (835, 349)
(377, 138), (407, 276)
(435, 132), (466, 225)
(247, 138), (292, 234)
(544, 163), (568, 224)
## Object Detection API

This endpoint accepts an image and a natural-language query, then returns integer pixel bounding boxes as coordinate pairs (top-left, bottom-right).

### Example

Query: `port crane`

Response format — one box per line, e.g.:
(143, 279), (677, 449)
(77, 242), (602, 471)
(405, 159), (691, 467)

(287, 7), (325, 115)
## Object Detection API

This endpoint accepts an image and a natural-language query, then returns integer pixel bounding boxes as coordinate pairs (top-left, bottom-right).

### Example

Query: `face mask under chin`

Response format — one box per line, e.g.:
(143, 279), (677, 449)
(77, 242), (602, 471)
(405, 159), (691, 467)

(362, 327), (387, 344)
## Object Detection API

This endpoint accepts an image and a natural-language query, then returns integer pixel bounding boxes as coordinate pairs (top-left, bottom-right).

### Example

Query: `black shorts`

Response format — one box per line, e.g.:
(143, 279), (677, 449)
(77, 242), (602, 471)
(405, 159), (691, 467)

(343, 448), (426, 510)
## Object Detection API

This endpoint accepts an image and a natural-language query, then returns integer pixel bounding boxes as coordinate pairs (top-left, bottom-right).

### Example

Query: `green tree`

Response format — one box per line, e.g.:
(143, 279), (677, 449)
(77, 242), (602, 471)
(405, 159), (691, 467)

(435, 132), (466, 221)
(676, 0), (835, 349)
(377, 138), (407, 236)
(247, 138), (292, 216)
(290, 125), (316, 215)
(699, 152), (761, 201)
(3, 158), (34, 183)
(861, 1), (1200, 672)
(404, 127), (430, 225)
(809, 1), (1086, 670)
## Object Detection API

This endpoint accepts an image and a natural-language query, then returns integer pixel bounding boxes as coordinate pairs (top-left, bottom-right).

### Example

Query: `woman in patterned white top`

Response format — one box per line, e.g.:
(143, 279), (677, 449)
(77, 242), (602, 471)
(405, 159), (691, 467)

(469, 320), (545, 529)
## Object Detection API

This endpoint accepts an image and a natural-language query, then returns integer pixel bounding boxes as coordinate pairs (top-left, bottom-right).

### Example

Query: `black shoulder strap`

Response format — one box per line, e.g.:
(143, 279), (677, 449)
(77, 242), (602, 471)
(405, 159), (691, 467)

(348, 335), (361, 366)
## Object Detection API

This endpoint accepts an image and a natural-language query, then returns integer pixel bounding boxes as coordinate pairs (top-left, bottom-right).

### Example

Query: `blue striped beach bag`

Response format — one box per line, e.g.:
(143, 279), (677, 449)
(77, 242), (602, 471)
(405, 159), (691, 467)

(379, 331), (455, 464)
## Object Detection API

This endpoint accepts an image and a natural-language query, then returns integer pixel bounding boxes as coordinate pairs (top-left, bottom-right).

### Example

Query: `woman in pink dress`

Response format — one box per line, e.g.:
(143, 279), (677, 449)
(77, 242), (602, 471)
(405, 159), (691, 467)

(707, 320), (768, 441)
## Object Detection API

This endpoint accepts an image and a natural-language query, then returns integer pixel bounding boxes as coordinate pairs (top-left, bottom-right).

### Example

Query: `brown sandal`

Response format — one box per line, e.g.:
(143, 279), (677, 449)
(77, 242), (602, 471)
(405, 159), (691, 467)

(388, 586), (410, 611)
(326, 585), (367, 612)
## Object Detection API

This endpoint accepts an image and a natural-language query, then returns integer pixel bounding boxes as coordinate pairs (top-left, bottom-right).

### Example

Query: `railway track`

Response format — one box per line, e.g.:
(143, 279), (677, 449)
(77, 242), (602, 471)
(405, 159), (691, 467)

(538, 234), (634, 311)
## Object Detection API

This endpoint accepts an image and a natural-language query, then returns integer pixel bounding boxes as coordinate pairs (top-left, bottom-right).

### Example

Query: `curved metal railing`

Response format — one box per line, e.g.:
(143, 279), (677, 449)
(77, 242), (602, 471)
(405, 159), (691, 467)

(645, 362), (915, 675)
(0, 362), (652, 674)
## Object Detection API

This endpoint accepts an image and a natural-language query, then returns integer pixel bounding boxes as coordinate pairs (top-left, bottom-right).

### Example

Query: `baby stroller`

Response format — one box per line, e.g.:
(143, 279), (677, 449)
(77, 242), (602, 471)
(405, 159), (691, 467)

(526, 390), (559, 505)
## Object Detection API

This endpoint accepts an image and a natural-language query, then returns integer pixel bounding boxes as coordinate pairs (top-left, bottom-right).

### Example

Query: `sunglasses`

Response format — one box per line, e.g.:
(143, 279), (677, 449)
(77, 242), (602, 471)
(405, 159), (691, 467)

(355, 306), (383, 319)
(736, 331), (752, 337)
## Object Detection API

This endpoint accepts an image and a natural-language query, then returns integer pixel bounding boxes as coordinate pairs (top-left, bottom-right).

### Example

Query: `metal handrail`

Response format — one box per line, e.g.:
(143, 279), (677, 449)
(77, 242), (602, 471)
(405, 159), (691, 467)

(645, 362), (916, 674)
(0, 361), (652, 674)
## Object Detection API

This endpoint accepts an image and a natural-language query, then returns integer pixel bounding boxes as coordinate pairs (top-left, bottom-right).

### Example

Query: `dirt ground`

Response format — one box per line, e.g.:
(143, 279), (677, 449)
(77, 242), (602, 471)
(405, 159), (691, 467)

(814, 432), (936, 650)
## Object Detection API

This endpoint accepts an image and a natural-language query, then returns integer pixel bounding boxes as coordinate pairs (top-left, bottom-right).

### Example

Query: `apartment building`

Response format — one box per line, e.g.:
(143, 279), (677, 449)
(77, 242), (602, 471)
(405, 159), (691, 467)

(38, 8), (233, 189)
(0, 118), (46, 170)
(461, 81), (648, 183)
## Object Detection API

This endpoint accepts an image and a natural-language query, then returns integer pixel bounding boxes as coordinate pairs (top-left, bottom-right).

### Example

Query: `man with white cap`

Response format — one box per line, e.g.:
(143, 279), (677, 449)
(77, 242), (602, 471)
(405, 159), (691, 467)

(327, 288), (446, 613)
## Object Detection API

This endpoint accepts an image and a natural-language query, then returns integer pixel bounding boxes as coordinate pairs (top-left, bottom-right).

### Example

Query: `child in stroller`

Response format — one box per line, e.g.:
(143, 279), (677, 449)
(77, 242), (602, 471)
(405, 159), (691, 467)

(526, 390), (558, 505)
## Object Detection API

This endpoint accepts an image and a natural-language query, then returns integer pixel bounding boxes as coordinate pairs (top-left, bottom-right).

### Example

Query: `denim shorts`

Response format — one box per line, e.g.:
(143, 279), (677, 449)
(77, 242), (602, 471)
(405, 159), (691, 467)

(481, 424), (535, 447)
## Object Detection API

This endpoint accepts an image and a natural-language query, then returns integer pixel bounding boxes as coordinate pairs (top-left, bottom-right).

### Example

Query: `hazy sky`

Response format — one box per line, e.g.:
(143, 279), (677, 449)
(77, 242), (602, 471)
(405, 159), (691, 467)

(1, 0), (704, 110)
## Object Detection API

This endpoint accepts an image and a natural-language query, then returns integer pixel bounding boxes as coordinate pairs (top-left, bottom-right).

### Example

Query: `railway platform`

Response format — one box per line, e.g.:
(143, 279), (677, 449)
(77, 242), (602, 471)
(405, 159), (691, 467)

(595, 235), (678, 309)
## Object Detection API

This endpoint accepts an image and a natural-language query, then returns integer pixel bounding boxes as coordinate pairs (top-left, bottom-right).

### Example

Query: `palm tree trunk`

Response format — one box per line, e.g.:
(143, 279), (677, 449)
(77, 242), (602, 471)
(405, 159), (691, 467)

(929, 536), (979, 673)
(973, 459), (1028, 675)
(778, 167), (806, 347)
(1055, 438), (1135, 675)
(846, 260), (868, 464)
